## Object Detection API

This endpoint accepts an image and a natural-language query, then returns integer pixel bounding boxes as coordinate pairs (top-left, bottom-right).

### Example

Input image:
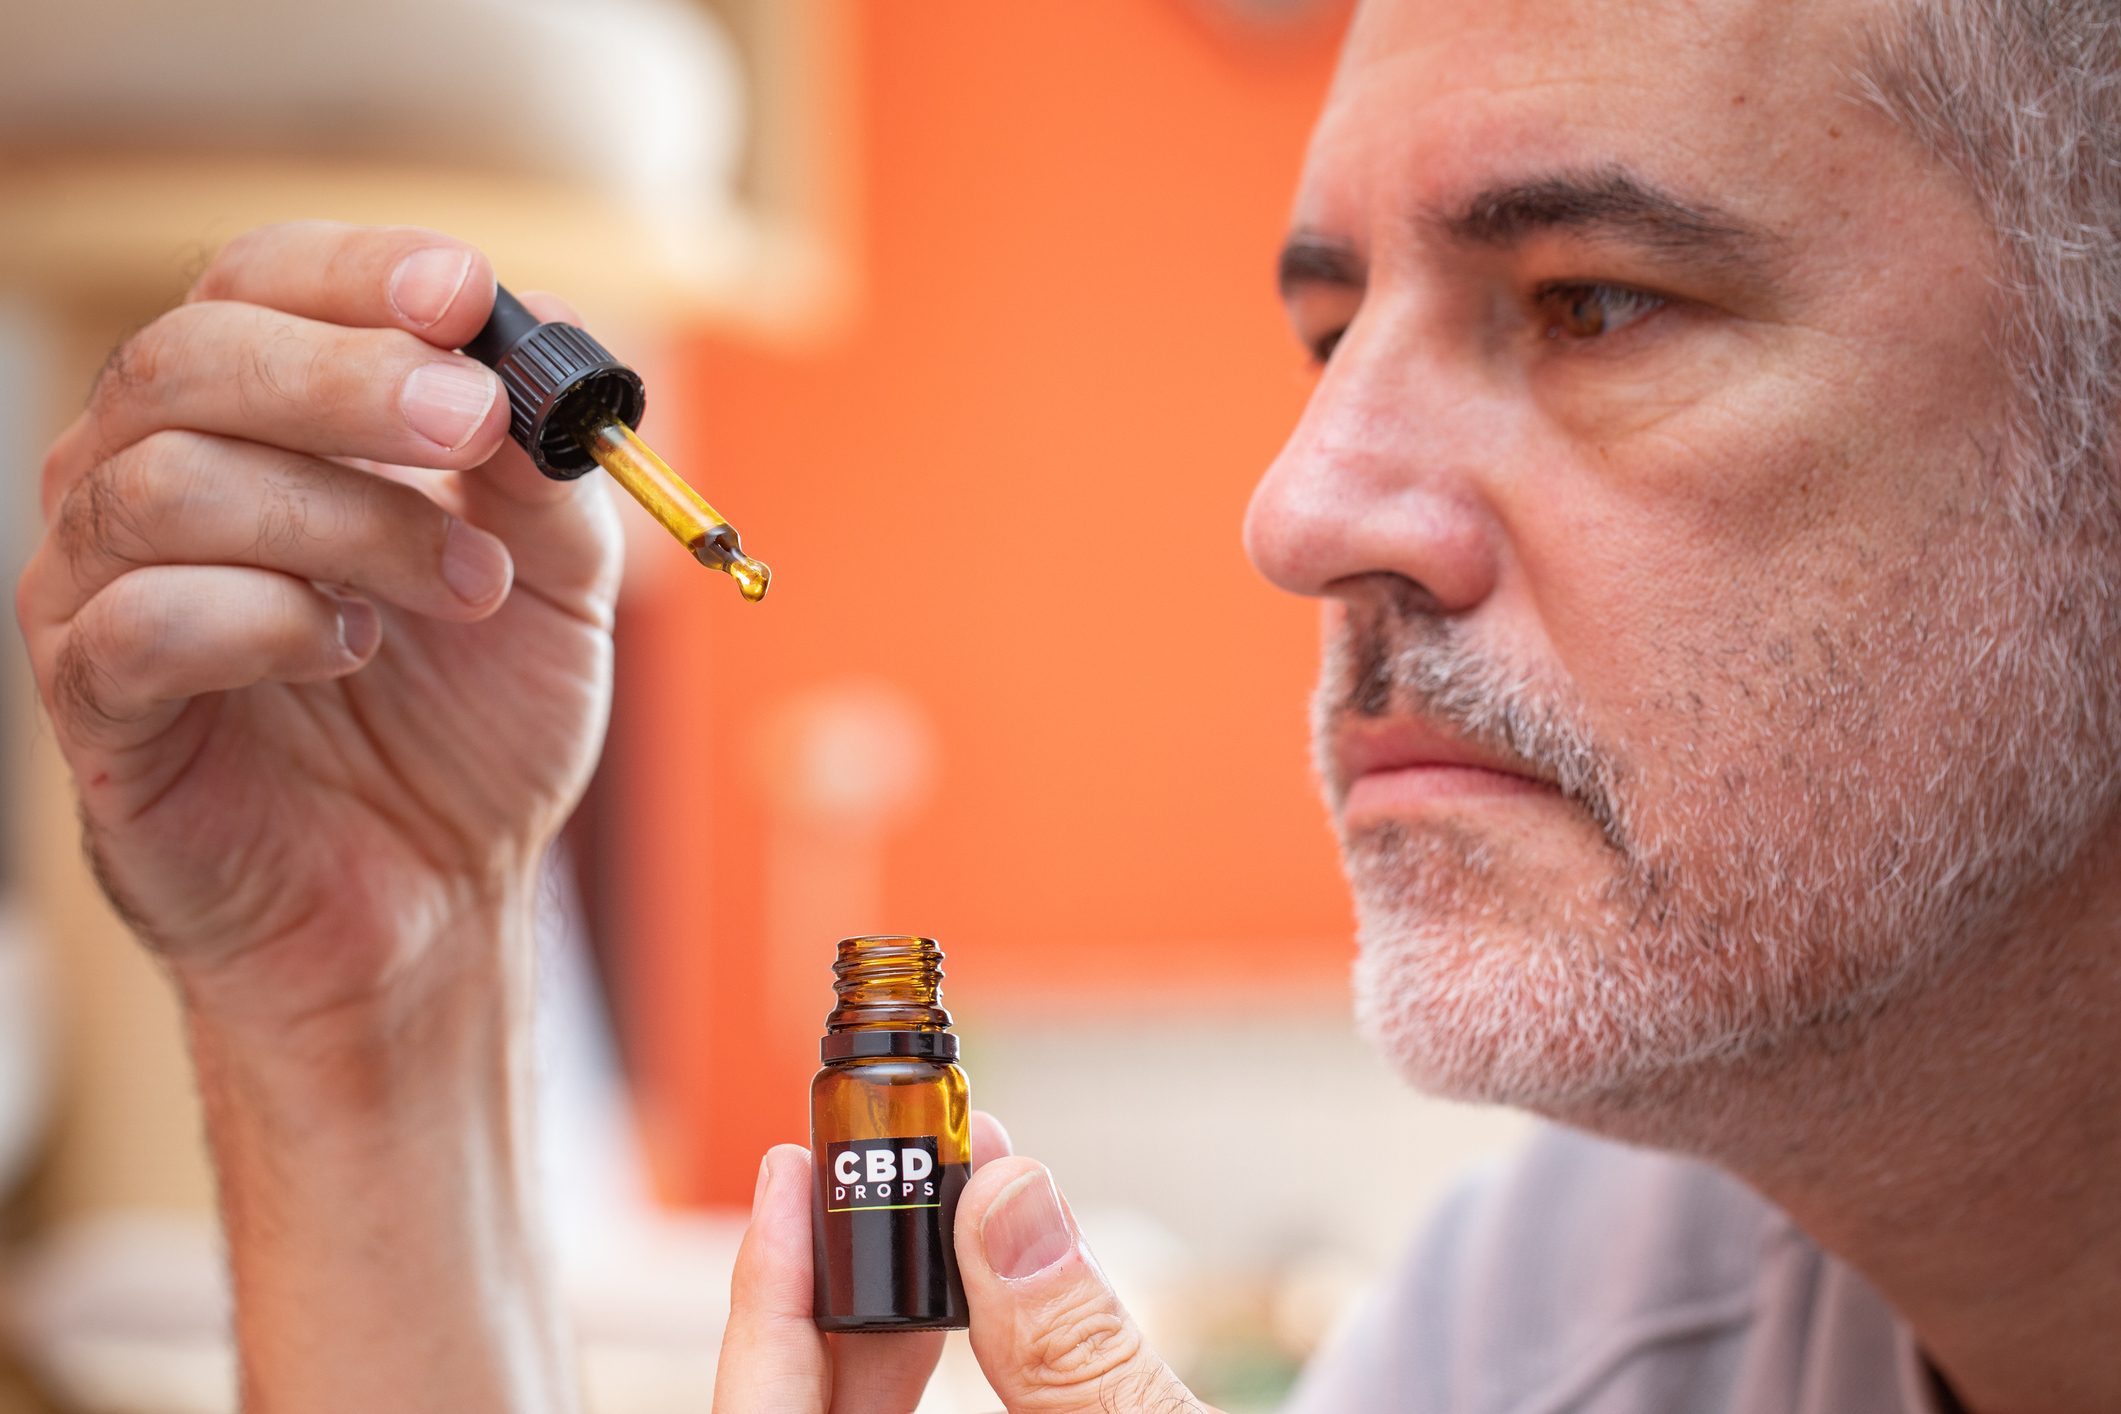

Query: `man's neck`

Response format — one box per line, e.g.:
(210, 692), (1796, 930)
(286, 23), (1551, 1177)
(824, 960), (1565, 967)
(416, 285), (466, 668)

(1576, 887), (2121, 1414)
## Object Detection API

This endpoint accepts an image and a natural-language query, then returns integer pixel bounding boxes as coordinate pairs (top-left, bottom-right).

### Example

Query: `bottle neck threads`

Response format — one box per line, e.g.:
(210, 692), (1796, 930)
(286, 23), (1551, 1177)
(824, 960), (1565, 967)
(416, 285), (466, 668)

(822, 935), (958, 1063)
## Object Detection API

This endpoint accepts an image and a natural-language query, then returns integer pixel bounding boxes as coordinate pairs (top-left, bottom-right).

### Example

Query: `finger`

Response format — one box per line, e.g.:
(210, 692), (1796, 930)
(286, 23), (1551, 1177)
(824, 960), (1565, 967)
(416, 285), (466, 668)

(28, 564), (377, 751)
(970, 1110), (1014, 1171)
(713, 1145), (831, 1414)
(955, 1159), (1215, 1414)
(823, 1332), (944, 1414)
(45, 301), (509, 515)
(187, 220), (499, 351)
(24, 430), (511, 628)
(450, 290), (625, 612)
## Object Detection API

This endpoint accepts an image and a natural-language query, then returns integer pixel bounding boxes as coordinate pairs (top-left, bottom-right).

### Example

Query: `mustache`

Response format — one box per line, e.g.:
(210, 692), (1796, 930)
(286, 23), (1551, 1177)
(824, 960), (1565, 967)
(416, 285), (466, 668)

(1311, 584), (1629, 851)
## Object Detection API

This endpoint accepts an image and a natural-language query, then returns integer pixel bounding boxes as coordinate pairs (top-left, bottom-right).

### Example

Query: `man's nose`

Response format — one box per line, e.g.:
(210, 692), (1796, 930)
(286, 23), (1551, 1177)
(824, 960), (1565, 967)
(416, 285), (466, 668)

(1243, 334), (1501, 613)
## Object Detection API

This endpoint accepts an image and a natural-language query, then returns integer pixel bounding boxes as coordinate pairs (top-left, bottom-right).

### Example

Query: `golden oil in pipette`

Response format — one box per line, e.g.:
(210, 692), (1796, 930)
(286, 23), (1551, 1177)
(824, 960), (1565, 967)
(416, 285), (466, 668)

(569, 410), (772, 602)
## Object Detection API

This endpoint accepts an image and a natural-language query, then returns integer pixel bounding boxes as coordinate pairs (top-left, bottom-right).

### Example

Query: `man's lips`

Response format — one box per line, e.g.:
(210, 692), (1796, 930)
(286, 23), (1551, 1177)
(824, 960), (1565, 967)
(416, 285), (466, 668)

(1333, 719), (1558, 824)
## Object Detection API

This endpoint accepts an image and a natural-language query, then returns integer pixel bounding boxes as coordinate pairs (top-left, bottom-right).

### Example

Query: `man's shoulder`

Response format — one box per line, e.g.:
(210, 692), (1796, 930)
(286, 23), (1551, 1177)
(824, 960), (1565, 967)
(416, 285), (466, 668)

(1287, 1124), (1798, 1413)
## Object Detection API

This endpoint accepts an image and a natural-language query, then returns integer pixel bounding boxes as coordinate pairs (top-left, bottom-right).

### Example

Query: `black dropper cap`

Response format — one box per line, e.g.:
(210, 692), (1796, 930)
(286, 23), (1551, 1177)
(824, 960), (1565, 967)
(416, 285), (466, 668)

(460, 285), (646, 481)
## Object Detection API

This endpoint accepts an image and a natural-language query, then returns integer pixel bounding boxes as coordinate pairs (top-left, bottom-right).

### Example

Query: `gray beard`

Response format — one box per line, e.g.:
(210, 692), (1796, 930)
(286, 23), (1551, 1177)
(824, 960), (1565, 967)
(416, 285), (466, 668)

(1320, 516), (2121, 1127)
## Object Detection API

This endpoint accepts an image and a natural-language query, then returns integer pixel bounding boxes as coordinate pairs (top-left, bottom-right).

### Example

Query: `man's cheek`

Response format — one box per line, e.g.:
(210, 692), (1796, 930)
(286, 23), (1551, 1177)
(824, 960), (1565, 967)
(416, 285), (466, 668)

(1531, 319), (1789, 466)
(1533, 351), (1886, 591)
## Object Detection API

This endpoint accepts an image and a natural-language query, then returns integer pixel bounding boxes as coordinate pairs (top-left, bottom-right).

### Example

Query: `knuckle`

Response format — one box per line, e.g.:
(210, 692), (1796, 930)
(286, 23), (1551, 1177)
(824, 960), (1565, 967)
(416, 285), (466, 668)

(85, 303), (216, 436)
(87, 318), (165, 417)
(53, 457), (139, 566)
(257, 453), (399, 557)
(102, 576), (165, 659)
(1018, 1296), (1144, 1391)
(52, 430), (203, 567)
(142, 429), (226, 523)
(236, 319), (320, 417)
(50, 619), (122, 732)
(252, 458), (322, 553)
(253, 322), (388, 427)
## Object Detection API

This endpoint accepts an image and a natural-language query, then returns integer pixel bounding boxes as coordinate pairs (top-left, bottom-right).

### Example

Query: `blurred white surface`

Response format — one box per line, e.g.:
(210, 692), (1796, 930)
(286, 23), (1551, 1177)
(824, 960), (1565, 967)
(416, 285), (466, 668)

(0, 0), (827, 330)
(0, 898), (50, 1201)
(0, 0), (743, 215)
(0, 300), (53, 1205)
(6, 1215), (232, 1414)
(975, 1006), (1530, 1289)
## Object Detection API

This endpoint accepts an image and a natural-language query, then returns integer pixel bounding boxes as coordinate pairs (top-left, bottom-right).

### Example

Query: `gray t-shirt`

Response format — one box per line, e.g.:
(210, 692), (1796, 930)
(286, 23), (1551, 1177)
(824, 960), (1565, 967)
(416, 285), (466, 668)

(1285, 1125), (1954, 1413)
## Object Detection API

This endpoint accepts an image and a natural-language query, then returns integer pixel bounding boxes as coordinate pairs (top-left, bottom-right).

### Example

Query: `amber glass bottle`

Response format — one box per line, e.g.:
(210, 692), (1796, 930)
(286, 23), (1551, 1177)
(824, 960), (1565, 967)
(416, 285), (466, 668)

(810, 935), (971, 1332)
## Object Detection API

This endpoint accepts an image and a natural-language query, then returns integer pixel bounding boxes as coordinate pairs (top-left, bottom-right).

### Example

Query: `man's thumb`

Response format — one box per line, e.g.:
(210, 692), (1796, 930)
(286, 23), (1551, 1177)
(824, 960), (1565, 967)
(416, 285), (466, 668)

(955, 1157), (1213, 1413)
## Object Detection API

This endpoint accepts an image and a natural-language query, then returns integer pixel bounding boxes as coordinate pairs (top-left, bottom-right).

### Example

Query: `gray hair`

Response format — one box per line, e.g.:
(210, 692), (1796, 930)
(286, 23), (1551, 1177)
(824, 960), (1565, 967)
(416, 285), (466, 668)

(1859, 0), (2121, 539)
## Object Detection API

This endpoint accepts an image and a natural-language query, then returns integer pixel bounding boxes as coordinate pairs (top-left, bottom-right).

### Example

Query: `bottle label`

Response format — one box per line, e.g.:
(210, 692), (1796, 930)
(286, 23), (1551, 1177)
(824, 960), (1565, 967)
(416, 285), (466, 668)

(825, 1137), (945, 1210)
(813, 1137), (970, 1327)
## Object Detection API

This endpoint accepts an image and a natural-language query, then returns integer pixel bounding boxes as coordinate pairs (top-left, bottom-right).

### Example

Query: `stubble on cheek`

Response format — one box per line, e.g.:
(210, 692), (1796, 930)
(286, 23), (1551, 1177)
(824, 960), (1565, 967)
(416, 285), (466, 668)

(1325, 482), (2112, 1118)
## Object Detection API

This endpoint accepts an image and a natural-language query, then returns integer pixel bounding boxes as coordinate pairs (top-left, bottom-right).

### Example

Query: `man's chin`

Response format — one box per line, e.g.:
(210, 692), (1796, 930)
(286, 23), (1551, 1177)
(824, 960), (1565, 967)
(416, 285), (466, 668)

(1345, 881), (1943, 1138)
(1350, 915), (1657, 1113)
(1340, 825), (1744, 1119)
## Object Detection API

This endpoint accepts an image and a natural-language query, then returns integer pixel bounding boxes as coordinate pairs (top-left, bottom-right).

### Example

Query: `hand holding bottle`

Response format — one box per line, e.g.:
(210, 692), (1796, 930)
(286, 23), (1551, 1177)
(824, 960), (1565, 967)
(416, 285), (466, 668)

(713, 1114), (1221, 1414)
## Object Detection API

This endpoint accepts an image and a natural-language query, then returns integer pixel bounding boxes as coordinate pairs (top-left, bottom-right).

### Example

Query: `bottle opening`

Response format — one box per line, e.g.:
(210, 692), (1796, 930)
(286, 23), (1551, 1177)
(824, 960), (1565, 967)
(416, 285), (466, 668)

(828, 935), (952, 1034)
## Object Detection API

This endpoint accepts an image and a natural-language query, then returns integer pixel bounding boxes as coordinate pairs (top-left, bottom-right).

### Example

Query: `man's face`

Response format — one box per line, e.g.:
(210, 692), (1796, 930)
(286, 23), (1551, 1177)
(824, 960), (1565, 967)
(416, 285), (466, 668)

(1247, 0), (2117, 1116)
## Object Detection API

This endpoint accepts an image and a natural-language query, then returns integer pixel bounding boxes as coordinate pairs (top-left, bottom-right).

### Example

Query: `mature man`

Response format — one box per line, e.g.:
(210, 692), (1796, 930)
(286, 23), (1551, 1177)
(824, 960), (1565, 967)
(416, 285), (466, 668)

(15, 0), (2120, 1409)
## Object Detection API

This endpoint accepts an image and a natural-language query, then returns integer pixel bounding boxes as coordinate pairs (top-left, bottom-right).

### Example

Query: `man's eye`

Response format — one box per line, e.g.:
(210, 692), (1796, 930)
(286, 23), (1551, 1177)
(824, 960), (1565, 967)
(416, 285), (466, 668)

(1535, 282), (1666, 340)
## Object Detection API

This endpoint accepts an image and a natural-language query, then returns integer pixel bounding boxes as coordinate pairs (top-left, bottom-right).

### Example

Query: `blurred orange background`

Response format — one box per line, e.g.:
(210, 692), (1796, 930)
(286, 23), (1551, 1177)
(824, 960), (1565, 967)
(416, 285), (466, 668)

(614, 0), (1356, 1204)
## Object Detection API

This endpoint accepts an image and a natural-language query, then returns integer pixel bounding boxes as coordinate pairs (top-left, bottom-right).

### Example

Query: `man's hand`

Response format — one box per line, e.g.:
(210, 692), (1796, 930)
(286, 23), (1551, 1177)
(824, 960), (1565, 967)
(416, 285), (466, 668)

(17, 219), (621, 1028)
(14, 221), (621, 1412)
(714, 1115), (1218, 1414)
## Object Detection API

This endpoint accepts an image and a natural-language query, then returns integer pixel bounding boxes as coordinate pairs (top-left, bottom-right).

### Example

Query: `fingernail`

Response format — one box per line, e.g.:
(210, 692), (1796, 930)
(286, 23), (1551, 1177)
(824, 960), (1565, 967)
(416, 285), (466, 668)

(982, 1169), (1074, 1281)
(441, 518), (511, 605)
(332, 592), (380, 660)
(401, 361), (498, 451)
(388, 248), (474, 328)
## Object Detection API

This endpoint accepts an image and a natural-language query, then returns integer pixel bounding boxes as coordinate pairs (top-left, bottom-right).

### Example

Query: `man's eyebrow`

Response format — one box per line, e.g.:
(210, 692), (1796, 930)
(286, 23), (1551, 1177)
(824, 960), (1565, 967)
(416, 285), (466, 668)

(1277, 234), (1364, 299)
(1439, 166), (1777, 267)
(1275, 168), (1781, 303)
